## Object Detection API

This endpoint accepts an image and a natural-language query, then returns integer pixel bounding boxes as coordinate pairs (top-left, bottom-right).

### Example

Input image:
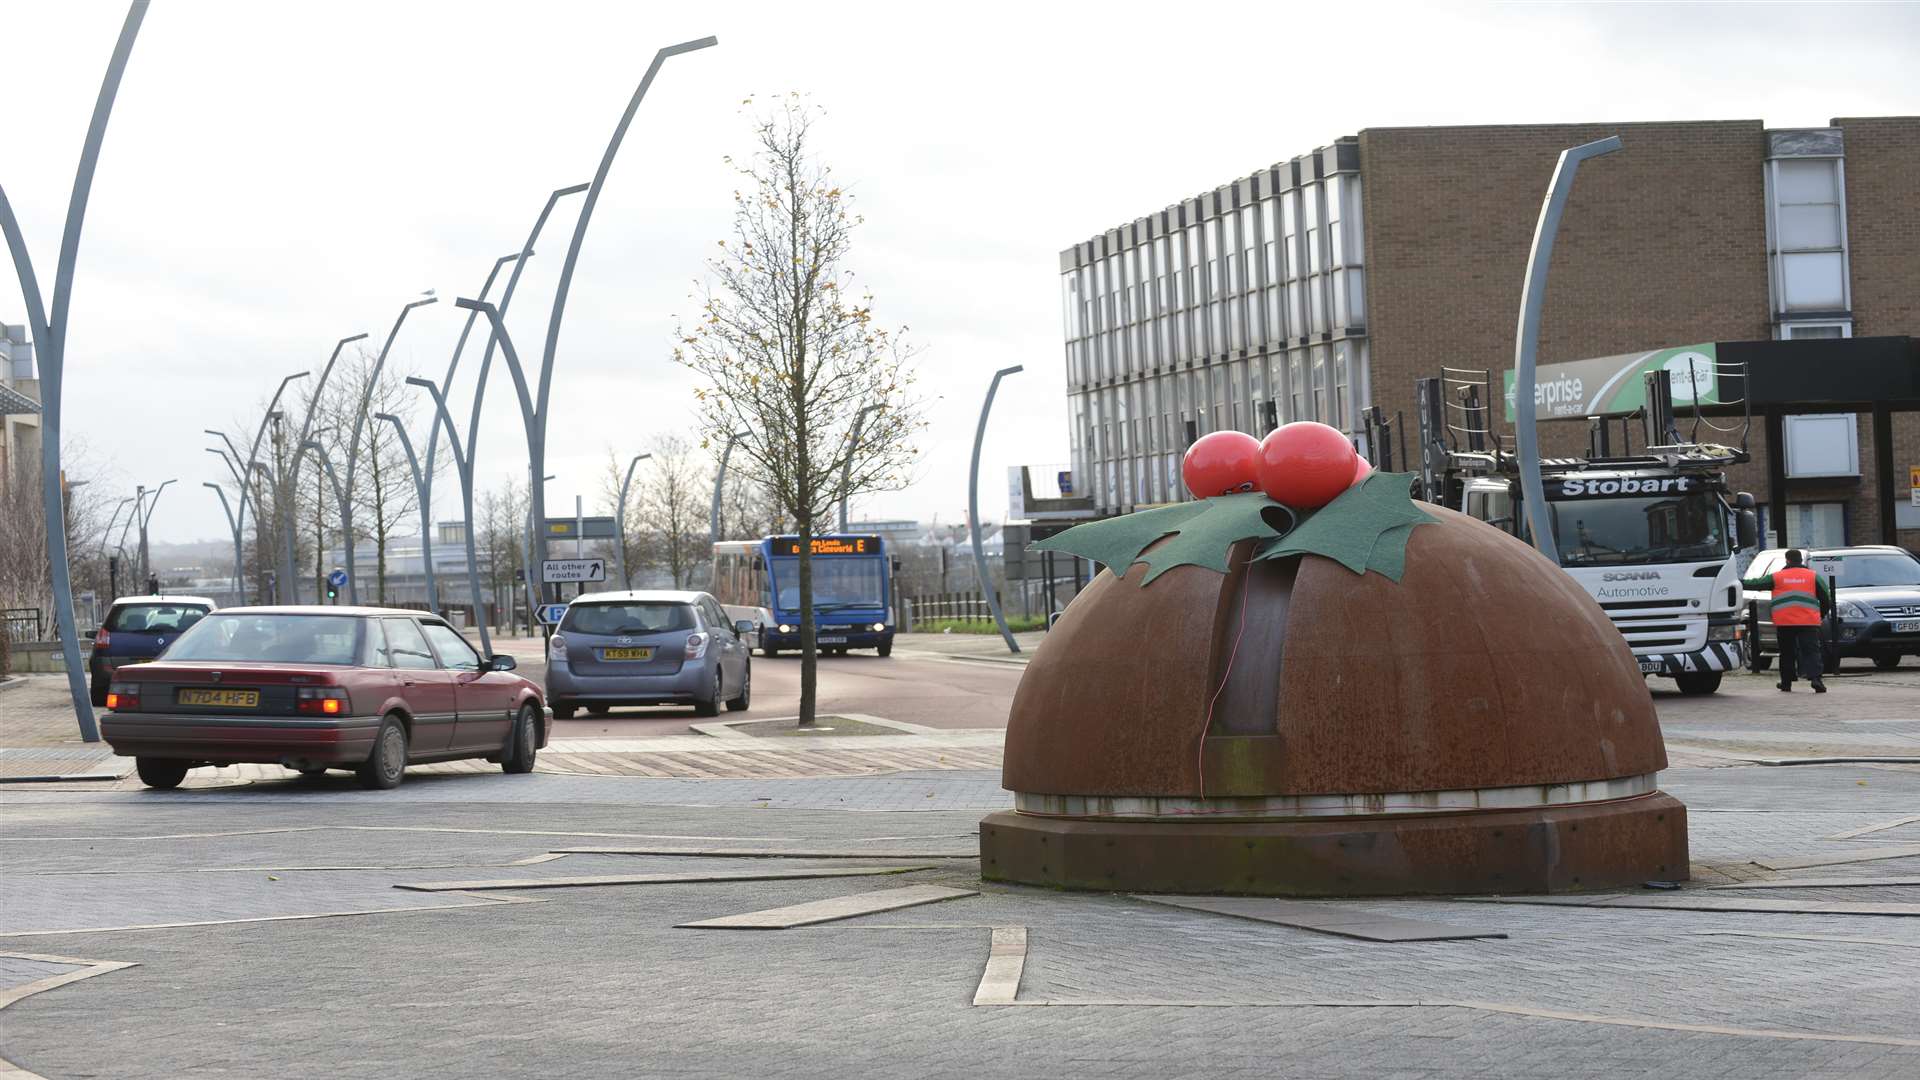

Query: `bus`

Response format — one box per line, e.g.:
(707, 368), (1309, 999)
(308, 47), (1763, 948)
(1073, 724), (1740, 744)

(711, 534), (896, 658)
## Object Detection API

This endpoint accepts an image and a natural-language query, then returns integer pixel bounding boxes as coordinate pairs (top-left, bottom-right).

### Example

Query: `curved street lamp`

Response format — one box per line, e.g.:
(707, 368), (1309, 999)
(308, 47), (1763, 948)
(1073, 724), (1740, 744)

(136, 478), (175, 587)
(970, 366), (1023, 654)
(402, 378), (491, 656)
(299, 440), (352, 602)
(204, 482), (244, 602)
(338, 296), (437, 603)
(838, 404), (886, 533)
(709, 430), (752, 545)
(617, 452), (652, 587)
(283, 333), (367, 600)
(0, 0), (149, 741)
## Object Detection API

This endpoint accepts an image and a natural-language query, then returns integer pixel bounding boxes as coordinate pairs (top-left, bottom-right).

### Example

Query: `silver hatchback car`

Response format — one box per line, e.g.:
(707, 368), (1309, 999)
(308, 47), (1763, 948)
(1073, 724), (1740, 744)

(545, 591), (752, 719)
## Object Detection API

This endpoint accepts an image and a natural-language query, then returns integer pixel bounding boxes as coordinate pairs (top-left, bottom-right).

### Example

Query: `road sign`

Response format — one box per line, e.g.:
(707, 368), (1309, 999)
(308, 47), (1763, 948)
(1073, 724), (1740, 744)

(544, 516), (618, 540)
(535, 603), (569, 625)
(542, 558), (606, 584)
(327, 569), (348, 587)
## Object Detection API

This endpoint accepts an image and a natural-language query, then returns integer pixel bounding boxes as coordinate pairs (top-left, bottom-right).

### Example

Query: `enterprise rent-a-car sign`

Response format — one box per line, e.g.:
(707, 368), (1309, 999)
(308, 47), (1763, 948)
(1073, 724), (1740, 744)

(1503, 343), (1722, 421)
(1545, 475), (1710, 498)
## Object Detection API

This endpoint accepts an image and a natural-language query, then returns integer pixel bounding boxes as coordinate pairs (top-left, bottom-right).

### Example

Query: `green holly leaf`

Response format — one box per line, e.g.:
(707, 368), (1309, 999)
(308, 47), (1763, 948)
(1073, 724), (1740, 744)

(1255, 471), (1436, 581)
(1032, 492), (1289, 584)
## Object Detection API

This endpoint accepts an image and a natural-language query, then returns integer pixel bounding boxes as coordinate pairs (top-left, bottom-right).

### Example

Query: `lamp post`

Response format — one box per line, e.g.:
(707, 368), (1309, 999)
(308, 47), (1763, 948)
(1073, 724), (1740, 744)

(709, 430), (751, 545)
(1513, 136), (1621, 566)
(205, 482), (243, 602)
(372, 412), (440, 615)
(402, 378), (492, 656)
(283, 334), (367, 602)
(969, 366), (1023, 654)
(299, 440), (352, 603)
(616, 452), (652, 588)
(470, 36), (716, 613)
(838, 404), (886, 534)
(238, 377), (305, 595)
(135, 478), (174, 588)
(0, 0), (148, 741)
(338, 295), (437, 604)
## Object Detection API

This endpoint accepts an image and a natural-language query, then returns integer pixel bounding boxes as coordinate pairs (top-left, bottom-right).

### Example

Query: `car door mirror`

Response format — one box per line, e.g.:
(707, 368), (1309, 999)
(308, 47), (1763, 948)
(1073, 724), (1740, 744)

(733, 619), (755, 636)
(489, 654), (517, 672)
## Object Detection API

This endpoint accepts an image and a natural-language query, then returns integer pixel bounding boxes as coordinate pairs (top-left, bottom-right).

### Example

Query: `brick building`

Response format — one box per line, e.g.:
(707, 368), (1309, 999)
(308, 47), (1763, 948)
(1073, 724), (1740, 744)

(1057, 116), (1920, 550)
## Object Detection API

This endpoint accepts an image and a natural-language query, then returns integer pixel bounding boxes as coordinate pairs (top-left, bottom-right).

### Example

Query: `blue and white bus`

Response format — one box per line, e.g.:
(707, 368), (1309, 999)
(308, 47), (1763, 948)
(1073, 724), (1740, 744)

(711, 534), (896, 658)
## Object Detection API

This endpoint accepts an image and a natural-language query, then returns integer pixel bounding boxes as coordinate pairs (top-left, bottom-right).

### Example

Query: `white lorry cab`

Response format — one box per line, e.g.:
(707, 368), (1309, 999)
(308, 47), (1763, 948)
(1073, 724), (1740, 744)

(1458, 460), (1758, 695)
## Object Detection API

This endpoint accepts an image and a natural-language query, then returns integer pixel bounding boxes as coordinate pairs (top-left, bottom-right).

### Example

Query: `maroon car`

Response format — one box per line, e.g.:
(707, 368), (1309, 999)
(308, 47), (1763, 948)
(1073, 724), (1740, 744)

(101, 606), (548, 790)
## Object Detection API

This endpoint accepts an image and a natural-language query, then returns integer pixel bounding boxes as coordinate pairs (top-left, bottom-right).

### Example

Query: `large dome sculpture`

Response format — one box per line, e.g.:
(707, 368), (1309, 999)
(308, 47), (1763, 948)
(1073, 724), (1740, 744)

(980, 484), (1687, 896)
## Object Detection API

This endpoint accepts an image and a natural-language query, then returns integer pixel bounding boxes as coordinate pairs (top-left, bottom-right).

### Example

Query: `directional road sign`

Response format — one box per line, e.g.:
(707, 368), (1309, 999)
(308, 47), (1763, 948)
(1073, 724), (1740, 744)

(535, 603), (569, 625)
(327, 568), (348, 588)
(542, 558), (606, 584)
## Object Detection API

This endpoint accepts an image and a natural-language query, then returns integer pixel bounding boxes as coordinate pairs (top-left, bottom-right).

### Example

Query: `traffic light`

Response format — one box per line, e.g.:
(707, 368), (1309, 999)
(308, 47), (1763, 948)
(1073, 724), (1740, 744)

(326, 583), (338, 601)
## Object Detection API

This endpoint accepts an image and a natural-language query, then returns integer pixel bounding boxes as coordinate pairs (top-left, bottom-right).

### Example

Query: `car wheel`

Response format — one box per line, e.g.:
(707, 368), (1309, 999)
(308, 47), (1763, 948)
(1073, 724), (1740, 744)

(90, 674), (108, 708)
(1672, 671), (1722, 696)
(502, 703), (538, 774)
(694, 668), (722, 718)
(1823, 648), (1843, 676)
(1873, 654), (1900, 671)
(726, 664), (751, 712)
(761, 646), (780, 658)
(877, 640), (892, 658)
(355, 716), (408, 790)
(552, 701), (576, 720)
(588, 704), (611, 717)
(135, 757), (189, 790)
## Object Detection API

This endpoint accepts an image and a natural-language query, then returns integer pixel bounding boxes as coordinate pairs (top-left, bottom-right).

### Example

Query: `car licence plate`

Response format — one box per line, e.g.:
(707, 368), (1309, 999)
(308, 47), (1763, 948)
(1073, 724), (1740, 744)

(601, 647), (653, 661)
(818, 636), (848, 644)
(177, 688), (259, 708)
(1637, 660), (1663, 674)
(1895, 620), (1920, 634)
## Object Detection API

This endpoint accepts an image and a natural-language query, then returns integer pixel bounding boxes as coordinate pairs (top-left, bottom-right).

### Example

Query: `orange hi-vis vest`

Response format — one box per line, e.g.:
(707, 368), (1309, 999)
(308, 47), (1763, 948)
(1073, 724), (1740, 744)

(1771, 566), (1822, 626)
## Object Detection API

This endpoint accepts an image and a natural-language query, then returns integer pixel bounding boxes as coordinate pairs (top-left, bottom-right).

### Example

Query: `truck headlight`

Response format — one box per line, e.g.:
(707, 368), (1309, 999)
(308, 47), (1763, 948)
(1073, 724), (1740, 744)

(778, 624), (793, 634)
(871, 623), (886, 633)
(1707, 624), (1741, 642)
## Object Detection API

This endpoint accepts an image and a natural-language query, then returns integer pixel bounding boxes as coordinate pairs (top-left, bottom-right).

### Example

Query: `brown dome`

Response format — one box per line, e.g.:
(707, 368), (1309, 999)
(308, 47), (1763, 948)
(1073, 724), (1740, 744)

(1003, 505), (1667, 800)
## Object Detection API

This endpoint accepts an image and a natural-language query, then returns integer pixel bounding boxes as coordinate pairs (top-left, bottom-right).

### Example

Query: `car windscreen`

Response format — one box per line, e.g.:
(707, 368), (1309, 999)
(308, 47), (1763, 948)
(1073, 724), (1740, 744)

(769, 556), (886, 610)
(105, 603), (210, 634)
(561, 602), (693, 636)
(159, 613), (364, 665)
(1813, 554), (1920, 589)
(1547, 492), (1727, 567)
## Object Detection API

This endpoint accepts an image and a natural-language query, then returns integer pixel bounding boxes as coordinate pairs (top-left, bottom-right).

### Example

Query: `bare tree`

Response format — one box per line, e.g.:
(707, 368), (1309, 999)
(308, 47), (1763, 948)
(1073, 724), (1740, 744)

(675, 96), (923, 726)
(479, 475), (529, 634)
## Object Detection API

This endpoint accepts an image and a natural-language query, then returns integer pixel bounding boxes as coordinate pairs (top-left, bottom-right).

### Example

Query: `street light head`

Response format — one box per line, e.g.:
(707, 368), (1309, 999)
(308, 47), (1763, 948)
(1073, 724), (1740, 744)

(405, 296), (440, 311)
(339, 332), (370, 346)
(998, 365), (1025, 377)
(404, 376), (436, 392)
(453, 297), (486, 313)
(556, 183), (591, 198)
(373, 412), (400, 424)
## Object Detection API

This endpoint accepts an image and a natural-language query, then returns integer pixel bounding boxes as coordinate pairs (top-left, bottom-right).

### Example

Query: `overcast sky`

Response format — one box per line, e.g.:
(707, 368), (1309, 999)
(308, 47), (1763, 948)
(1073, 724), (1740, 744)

(10, 1), (1918, 545)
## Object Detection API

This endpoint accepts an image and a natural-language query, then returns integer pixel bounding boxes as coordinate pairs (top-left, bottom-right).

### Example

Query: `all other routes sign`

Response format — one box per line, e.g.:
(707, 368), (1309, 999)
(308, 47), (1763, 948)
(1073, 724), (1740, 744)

(542, 559), (606, 584)
(535, 603), (569, 625)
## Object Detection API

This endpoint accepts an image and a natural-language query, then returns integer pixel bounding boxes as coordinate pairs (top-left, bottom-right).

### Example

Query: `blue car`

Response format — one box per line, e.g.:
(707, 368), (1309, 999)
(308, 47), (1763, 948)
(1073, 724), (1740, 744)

(90, 595), (216, 706)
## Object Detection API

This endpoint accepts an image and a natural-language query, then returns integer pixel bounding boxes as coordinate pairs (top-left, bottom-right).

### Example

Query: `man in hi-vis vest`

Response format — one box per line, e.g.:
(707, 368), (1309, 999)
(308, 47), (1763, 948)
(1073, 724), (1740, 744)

(1744, 549), (1836, 693)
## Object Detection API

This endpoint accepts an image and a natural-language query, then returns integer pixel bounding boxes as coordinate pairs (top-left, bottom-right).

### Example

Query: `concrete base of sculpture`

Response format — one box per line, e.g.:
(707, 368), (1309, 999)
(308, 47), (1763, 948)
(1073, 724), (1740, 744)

(979, 792), (1688, 897)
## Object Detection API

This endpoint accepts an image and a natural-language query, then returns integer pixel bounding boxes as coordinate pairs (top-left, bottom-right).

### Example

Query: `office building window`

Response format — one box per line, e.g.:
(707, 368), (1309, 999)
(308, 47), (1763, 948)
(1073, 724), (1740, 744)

(1766, 156), (1849, 315)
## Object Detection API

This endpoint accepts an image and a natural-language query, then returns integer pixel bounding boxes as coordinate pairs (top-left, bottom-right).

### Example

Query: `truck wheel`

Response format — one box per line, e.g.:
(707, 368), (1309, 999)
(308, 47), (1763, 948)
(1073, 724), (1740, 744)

(877, 640), (892, 658)
(1873, 654), (1900, 671)
(1673, 671), (1722, 696)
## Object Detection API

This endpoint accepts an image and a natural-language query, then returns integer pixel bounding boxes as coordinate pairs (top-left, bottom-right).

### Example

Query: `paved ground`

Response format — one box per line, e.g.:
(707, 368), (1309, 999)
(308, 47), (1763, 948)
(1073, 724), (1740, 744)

(4, 646), (1919, 1077)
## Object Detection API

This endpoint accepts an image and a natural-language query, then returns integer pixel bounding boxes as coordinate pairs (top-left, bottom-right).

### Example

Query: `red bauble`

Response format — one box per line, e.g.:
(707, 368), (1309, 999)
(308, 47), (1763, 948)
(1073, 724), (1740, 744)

(1350, 455), (1374, 487)
(1257, 422), (1359, 509)
(1181, 430), (1262, 498)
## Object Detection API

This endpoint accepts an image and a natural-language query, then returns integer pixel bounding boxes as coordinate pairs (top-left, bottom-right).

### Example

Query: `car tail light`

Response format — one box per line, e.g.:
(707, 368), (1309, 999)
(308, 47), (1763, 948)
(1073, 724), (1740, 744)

(296, 687), (352, 716)
(106, 681), (139, 711)
(548, 634), (567, 661)
(685, 632), (709, 660)
(95, 628), (111, 649)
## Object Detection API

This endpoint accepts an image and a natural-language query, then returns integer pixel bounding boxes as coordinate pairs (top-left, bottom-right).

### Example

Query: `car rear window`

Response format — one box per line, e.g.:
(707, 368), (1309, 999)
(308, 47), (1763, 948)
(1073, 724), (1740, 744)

(562, 602), (693, 635)
(160, 614), (364, 665)
(105, 604), (209, 634)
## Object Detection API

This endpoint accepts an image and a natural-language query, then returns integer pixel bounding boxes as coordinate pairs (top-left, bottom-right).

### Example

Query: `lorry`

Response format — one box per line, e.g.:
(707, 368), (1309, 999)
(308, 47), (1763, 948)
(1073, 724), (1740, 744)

(1413, 362), (1760, 695)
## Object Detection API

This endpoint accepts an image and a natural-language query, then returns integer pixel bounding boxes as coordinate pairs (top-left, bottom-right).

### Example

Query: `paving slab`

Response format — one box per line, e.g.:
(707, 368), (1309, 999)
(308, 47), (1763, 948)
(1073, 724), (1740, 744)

(1755, 844), (1920, 870)
(395, 865), (931, 893)
(1136, 895), (1508, 942)
(555, 845), (974, 859)
(1470, 895), (1920, 916)
(677, 884), (977, 928)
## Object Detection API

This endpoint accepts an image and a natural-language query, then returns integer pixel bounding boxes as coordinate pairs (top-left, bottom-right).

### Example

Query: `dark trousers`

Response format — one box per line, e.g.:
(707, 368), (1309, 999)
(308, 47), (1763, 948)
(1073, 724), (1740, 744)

(1777, 625), (1826, 688)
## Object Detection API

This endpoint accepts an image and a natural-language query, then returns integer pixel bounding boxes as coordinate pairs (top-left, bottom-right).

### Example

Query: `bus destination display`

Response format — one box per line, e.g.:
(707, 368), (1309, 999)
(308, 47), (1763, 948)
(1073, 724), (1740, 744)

(772, 536), (879, 556)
